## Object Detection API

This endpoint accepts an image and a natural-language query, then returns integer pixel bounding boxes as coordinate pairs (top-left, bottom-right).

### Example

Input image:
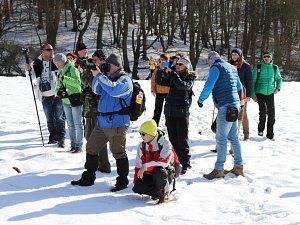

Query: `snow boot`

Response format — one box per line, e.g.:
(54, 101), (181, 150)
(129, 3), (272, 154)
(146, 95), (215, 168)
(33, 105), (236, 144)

(71, 171), (96, 186)
(71, 153), (98, 186)
(110, 157), (129, 192)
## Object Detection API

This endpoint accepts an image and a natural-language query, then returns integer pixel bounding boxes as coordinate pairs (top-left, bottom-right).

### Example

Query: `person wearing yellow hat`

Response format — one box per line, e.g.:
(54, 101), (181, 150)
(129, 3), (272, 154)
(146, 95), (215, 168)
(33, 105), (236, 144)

(132, 119), (175, 204)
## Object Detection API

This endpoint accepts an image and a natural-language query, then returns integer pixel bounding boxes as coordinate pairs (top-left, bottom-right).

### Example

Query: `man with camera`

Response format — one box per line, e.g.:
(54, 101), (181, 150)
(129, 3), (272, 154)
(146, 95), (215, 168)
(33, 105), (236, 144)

(71, 53), (133, 192)
(76, 44), (111, 173)
(25, 43), (66, 147)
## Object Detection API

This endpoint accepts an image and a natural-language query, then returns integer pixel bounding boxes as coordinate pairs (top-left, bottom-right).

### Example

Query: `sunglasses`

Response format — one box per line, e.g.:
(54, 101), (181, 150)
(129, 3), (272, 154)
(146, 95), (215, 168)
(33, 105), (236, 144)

(44, 48), (54, 51)
(263, 55), (271, 58)
(139, 132), (146, 137)
(176, 63), (184, 66)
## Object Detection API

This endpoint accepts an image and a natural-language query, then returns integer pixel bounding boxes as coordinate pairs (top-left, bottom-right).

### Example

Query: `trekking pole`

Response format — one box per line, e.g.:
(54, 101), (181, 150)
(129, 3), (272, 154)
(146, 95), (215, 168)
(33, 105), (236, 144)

(21, 48), (45, 146)
(212, 105), (216, 124)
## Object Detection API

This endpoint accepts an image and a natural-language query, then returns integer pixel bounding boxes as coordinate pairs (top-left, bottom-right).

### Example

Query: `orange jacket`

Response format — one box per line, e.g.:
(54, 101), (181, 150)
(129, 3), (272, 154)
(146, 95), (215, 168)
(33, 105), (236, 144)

(151, 68), (170, 94)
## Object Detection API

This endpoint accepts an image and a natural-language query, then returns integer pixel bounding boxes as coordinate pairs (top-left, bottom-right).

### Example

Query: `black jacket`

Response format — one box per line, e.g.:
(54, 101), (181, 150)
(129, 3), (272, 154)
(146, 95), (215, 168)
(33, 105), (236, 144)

(156, 70), (195, 118)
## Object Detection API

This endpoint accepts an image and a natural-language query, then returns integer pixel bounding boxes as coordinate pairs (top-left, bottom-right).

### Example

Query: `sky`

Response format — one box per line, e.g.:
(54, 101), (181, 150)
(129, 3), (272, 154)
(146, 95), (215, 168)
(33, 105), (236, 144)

(1, 76), (300, 225)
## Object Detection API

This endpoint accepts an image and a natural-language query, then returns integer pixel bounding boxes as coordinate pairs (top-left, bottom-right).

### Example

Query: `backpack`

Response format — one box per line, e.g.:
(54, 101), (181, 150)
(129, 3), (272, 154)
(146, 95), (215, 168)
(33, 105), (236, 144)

(141, 130), (181, 194)
(99, 73), (146, 121)
(124, 81), (146, 121)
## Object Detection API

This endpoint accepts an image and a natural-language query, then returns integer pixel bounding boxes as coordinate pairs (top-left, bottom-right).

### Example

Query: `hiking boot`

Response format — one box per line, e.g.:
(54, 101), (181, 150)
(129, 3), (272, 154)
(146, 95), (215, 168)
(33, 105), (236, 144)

(258, 132), (263, 136)
(156, 196), (169, 204)
(71, 171), (96, 186)
(71, 147), (82, 153)
(203, 169), (224, 180)
(224, 165), (244, 176)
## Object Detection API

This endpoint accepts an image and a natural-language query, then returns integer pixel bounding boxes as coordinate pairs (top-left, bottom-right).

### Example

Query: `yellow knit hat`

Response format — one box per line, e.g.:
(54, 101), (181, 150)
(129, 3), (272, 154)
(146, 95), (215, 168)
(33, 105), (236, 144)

(140, 119), (157, 136)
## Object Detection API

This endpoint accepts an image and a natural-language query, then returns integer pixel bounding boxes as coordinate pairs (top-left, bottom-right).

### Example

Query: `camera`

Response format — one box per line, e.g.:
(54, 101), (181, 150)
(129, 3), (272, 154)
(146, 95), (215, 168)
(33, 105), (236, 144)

(78, 58), (97, 70)
(57, 87), (68, 98)
(21, 47), (29, 55)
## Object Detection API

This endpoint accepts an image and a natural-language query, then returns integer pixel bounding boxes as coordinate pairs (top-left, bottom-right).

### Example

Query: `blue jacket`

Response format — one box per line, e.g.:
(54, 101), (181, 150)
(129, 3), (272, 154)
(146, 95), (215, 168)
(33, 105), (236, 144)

(92, 69), (133, 128)
(198, 59), (241, 108)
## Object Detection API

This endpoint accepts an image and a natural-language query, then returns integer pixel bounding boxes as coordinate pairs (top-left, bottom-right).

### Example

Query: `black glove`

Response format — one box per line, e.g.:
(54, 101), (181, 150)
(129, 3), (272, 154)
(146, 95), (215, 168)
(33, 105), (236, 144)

(198, 102), (203, 108)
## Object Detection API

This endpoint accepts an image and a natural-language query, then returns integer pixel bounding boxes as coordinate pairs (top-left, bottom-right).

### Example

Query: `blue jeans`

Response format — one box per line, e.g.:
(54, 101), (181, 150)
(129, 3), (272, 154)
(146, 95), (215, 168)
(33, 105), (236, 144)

(215, 104), (243, 170)
(42, 96), (66, 142)
(63, 103), (84, 148)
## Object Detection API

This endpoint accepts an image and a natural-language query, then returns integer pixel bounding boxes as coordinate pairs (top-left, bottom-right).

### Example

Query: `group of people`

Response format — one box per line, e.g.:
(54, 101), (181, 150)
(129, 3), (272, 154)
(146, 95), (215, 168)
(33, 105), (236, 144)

(26, 43), (282, 204)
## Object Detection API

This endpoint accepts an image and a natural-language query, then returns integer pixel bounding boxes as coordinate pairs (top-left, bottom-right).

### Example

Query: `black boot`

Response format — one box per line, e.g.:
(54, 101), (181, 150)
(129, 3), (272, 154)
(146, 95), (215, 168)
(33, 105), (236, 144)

(111, 157), (129, 192)
(71, 153), (98, 186)
(71, 171), (96, 186)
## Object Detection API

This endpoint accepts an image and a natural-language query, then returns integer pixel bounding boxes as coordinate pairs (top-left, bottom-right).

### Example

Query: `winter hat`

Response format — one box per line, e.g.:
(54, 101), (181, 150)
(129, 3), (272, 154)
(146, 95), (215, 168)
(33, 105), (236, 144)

(66, 52), (77, 60)
(106, 53), (122, 68)
(53, 53), (67, 64)
(177, 57), (191, 69)
(140, 119), (157, 136)
(263, 51), (273, 59)
(77, 43), (88, 51)
(92, 49), (106, 60)
(208, 51), (221, 64)
(231, 48), (243, 57)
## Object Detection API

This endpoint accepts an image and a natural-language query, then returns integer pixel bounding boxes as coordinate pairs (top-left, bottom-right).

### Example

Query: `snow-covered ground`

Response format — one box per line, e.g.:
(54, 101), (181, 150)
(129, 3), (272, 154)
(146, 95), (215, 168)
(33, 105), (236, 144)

(1, 76), (300, 224)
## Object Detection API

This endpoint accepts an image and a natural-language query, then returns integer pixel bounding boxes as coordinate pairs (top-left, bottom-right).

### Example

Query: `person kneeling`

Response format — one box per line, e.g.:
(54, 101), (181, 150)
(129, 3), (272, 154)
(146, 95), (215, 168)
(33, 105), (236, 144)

(132, 120), (175, 204)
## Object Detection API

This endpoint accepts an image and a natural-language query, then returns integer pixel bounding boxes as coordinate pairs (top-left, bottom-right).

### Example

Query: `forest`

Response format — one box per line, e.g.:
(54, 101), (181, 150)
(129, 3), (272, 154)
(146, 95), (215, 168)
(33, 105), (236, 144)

(0, 0), (299, 80)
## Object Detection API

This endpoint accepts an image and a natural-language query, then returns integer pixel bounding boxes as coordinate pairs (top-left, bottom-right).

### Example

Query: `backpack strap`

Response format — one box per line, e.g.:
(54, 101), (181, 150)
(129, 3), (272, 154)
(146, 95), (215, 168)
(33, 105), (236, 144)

(97, 71), (131, 117)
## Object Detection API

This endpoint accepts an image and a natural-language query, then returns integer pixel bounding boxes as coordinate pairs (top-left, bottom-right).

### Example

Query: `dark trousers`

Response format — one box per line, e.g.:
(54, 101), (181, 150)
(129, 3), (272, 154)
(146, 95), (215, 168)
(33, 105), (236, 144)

(42, 95), (66, 142)
(153, 93), (168, 126)
(257, 93), (275, 138)
(165, 116), (190, 167)
(132, 167), (170, 199)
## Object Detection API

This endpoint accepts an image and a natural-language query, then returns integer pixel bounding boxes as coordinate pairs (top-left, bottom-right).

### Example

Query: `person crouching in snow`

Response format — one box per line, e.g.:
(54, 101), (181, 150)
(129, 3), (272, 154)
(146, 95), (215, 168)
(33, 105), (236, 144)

(132, 119), (175, 204)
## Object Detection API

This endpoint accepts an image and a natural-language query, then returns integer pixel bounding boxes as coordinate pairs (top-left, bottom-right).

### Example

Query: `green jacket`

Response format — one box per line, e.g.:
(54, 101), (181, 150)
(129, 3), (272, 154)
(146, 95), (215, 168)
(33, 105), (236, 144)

(252, 60), (282, 98)
(56, 60), (82, 105)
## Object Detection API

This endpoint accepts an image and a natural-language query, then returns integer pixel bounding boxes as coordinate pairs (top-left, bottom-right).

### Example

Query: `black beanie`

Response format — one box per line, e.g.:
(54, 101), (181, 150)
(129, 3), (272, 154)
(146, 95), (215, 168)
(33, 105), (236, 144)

(92, 49), (106, 60)
(106, 54), (122, 68)
(77, 43), (88, 51)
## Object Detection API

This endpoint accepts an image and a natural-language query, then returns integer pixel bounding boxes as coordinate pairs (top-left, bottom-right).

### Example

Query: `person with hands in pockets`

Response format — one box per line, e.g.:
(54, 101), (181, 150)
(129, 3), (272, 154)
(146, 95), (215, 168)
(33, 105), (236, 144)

(198, 51), (244, 180)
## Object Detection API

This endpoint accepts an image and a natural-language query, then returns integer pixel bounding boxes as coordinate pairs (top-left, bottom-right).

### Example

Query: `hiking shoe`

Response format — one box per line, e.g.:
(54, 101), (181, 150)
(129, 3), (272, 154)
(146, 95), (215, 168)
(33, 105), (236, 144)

(243, 134), (249, 141)
(110, 185), (127, 192)
(58, 141), (65, 148)
(224, 165), (244, 176)
(71, 147), (82, 153)
(258, 132), (263, 136)
(203, 169), (224, 180)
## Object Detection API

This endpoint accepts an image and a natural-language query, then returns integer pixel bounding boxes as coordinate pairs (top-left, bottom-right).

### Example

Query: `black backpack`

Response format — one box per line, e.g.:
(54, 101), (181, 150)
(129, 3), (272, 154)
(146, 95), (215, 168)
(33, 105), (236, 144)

(99, 73), (146, 121)
(125, 81), (146, 121)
